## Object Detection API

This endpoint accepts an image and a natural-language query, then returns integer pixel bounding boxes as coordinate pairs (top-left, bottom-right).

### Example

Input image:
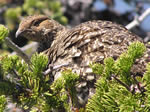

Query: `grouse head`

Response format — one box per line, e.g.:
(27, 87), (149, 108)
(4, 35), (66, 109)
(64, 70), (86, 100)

(16, 15), (65, 42)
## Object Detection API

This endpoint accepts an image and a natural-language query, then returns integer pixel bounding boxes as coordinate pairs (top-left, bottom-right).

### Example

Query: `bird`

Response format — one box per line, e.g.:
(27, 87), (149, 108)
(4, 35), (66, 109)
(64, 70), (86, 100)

(16, 15), (150, 107)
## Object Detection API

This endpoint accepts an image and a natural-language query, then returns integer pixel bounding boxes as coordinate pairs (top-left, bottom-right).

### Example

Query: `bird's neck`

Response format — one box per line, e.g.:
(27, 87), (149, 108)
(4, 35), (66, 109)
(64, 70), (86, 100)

(38, 24), (67, 53)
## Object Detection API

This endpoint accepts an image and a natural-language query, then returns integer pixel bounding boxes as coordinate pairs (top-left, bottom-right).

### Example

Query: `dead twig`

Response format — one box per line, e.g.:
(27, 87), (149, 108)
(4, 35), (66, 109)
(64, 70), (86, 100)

(5, 37), (31, 65)
(126, 8), (150, 30)
(43, 63), (71, 75)
(11, 42), (38, 55)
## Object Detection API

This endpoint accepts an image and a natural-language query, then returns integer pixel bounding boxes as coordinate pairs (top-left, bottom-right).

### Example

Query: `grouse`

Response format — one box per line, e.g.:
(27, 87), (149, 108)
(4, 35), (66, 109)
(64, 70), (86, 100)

(16, 15), (150, 107)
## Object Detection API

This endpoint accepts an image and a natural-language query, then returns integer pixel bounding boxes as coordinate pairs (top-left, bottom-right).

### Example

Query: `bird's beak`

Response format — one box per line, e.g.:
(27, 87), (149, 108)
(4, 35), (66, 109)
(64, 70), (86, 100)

(16, 29), (23, 38)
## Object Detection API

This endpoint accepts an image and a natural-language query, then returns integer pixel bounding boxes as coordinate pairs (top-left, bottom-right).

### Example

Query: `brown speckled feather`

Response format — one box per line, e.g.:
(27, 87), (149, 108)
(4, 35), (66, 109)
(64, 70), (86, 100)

(46, 20), (142, 65)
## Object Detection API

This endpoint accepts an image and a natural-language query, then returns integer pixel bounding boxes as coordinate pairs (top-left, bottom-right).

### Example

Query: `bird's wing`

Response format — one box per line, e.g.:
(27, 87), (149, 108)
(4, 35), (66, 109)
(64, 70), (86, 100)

(46, 20), (141, 65)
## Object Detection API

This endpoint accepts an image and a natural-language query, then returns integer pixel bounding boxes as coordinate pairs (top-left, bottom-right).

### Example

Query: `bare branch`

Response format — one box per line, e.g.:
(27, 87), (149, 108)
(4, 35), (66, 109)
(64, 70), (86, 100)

(5, 37), (31, 65)
(126, 8), (150, 30)
(11, 42), (38, 55)
(43, 63), (71, 75)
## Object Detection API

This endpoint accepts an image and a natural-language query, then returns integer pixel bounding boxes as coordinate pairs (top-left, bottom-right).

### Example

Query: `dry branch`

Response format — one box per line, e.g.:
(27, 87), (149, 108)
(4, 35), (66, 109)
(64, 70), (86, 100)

(126, 8), (150, 30)
(5, 37), (31, 65)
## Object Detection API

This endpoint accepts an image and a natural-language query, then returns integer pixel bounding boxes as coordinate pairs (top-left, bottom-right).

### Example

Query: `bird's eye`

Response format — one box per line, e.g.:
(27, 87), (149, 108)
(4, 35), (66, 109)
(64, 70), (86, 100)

(32, 17), (49, 27)
(33, 21), (41, 26)
(33, 19), (45, 26)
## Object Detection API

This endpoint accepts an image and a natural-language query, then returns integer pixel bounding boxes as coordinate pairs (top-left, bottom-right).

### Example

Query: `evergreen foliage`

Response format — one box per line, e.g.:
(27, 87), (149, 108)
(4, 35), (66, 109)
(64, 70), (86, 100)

(0, 95), (7, 112)
(44, 69), (79, 111)
(0, 53), (79, 111)
(0, 25), (9, 42)
(86, 42), (149, 112)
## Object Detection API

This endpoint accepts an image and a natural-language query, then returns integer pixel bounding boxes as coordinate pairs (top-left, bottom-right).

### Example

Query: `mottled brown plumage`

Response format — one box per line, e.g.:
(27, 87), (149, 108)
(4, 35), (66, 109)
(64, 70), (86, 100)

(16, 15), (67, 52)
(16, 15), (150, 107)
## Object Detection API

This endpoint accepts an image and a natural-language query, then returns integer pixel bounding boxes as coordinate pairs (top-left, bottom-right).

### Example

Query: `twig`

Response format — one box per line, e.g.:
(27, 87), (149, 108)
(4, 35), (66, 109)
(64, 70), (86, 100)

(12, 69), (20, 79)
(5, 37), (31, 65)
(126, 8), (150, 30)
(43, 63), (71, 75)
(11, 42), (38, 55)
(112, 74), (130, 91)
(43, 67), (52, 75)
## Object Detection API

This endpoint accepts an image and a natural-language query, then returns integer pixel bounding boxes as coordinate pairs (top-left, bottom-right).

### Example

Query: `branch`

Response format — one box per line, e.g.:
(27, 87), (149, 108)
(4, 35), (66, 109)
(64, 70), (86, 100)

(126, 8), (150, 30)
(43, 63), (71, 75)
(11, 42), (38, 55)
(5, 37), (31, 65)
(112, 74), (130, 91)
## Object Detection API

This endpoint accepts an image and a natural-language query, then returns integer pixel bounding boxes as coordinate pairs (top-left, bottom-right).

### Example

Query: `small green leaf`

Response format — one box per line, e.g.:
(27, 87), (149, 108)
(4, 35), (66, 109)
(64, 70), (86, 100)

(0, 95), (7, 112)
(0, 25), (9, 42)
(31, 53), (48, 78)
(127, 41), (146, 59)
(89, 63), (104, 75)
